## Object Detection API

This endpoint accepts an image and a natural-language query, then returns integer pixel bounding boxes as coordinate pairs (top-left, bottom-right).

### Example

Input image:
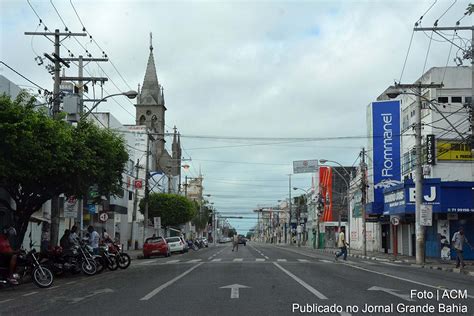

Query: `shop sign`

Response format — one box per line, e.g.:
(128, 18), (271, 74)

(420, 204), (432, 226)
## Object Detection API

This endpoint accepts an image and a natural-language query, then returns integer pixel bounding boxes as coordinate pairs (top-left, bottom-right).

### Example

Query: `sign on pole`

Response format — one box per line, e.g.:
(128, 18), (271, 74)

(420, 204), (433, 226)
(64, 196), (77, 218)
(99, 212), (109, 222)
(154, 217), (161, 229)
(293, 160), (318, 174)
(426, 134), (436, 165)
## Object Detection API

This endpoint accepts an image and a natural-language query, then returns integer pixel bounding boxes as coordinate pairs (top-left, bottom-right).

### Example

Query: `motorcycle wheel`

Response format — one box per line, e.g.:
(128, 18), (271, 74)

(81, 260), (97, 276)
(32, 266), (54, 288)
(107, 256), (119, 271)
(117, 253), (131, 269)
(94, 258), (104, 274)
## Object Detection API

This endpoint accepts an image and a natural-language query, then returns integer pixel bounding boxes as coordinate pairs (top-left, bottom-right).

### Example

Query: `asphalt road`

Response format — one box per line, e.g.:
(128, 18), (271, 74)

(0, 243), (473, 316)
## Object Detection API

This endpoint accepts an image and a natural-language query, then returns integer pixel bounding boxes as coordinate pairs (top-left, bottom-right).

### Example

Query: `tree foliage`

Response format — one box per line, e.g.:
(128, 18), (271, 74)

(192, 202), (211, 231)
(0, 93), (128, 246)
(140, 193), (196, 227)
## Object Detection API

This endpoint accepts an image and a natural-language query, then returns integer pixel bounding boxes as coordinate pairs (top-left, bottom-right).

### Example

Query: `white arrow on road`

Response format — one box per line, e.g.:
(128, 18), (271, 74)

(220, 284), (250, 299)
(368, 286), (413, 302)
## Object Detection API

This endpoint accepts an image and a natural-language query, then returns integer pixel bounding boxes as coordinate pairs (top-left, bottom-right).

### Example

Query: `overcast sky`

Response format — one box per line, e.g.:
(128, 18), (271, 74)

(1, 0), (472, 233)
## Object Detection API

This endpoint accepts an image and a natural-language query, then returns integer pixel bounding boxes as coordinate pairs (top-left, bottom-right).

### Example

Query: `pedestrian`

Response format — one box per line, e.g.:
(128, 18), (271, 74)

(87, 226), (100, 255)
(40, 222), (50, 253)
(60, 229), (71, 250)
(335, 227), (348, 261)
(69, 225), (79, 246)
(451, 227), (473, 268)
(232, 234), (239, 252)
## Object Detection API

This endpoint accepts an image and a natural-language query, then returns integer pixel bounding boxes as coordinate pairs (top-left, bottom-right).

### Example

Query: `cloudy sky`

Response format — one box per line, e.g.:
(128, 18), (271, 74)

(1, 0), (472, 233)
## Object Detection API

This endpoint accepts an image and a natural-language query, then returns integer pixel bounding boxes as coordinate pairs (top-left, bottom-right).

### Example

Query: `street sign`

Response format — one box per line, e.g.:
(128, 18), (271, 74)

(64, 196), (77, 218)
(153, 217), (161, 229)
(293, 160), (318, 174)
(134, 179), (143, 189)
(99, 212), (109, 222)
(88, 204), (96, 214)
(390, 216), (400, 226)
(420, 204), (433, 226)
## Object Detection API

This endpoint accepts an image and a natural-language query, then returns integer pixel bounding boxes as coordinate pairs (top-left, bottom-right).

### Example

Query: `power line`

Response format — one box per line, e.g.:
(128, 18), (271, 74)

(0, 61), (50, 94)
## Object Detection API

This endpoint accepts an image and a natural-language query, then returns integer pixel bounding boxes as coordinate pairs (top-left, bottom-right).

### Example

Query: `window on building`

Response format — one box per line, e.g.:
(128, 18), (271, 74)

(451, 96), (462, 103)
(437, 97), (449, 103)
(465, 96), (472, 105)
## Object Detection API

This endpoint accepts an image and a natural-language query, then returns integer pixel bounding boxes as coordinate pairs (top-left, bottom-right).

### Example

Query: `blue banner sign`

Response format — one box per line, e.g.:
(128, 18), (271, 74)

(371, 100), (401, 214)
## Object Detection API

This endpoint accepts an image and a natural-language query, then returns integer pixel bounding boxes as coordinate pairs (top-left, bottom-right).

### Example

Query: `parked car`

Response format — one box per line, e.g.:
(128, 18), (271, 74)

(201, 238), (209, 247)
(180, 237), (189, 252)
(166, 237), (186, 253)
(143, 236), (170, 258)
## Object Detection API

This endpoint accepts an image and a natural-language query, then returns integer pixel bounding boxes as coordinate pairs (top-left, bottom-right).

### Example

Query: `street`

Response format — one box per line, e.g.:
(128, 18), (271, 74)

(0, 243), (473, 316)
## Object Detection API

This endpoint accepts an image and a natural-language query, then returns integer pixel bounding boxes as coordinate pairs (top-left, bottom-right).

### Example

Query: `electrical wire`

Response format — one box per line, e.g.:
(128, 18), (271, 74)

(0, 61), (50, 94)
(422, 30), (434, 76)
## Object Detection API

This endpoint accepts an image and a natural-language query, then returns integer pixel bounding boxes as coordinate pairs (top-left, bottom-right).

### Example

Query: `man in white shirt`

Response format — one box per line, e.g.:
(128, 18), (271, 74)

(87, 226), (100, 255)
(452, 227), (472, 268)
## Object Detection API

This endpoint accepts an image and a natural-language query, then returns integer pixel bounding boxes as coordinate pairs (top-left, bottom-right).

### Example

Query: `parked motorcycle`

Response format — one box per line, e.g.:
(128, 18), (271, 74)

(76, 241), (98, 276)
(187, 240), (198, 251)
(15, 249), (54, 288)
(107, 242), (131, 269)
(42, 246), (81, 276)
(97, 244), (118, 272)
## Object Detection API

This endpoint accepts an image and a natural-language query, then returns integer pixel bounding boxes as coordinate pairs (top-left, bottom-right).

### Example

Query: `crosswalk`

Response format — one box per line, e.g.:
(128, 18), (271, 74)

(136, 258), (346, 265)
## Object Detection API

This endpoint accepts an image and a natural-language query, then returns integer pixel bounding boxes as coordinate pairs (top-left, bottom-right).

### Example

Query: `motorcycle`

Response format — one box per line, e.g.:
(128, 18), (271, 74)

(75, 241), (98, 276)
(107, 242), (131, 269)
(13, 249), (54, 288)
(41, 246), (81, 276)
(188, 240), (198, 251)
(96, 244), (118, 272)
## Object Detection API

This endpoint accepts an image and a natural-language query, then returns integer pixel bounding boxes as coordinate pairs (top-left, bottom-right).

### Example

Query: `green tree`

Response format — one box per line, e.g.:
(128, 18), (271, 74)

(0, 93), (128, 246)
(192, 202), (211, 231)
(227, 228), (237, 237)
(139, 193), (196, 227)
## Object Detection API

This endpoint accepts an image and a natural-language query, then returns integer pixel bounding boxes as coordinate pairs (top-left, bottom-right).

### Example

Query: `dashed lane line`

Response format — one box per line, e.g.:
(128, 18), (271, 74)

(256, 258), (265, 262)
(47, 286), (60, 290)
(165, 260), (180, 264)
(233, 258), (243, 262)
(277, 259), (287, 262)
(264, 256), (269, 260)
(297, 259), (309, 263)
(22, 291), (38, 297)
(211, 258), (222, 262)
(319, 259), (333, 263)
(0, 299), (14, 304)
(187, 259), (202, 263)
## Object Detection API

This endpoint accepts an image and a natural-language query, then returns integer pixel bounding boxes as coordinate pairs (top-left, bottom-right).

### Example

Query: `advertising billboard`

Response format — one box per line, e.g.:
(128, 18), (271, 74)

(293, 160), (318, 174)
(319, 166), (333, 222)
(371, 100), (401, 214)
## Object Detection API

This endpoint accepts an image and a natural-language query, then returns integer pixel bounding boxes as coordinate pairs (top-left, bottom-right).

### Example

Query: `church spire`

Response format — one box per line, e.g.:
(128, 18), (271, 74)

(139, 32), (164, 106)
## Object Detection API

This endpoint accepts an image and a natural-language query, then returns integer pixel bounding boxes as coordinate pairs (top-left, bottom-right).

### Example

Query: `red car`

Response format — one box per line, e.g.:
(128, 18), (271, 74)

(143, 236), (171, 258)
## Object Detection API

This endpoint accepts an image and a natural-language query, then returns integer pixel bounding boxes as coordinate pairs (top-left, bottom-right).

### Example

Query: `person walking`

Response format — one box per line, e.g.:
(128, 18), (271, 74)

(232, 234), (239, 252)
(451, 227), (473, 268)
(335, 227), (348, 261)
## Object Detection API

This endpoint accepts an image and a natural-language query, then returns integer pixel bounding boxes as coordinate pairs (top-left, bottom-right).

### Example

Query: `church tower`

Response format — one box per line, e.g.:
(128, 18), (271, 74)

(135, 33), (166, 156)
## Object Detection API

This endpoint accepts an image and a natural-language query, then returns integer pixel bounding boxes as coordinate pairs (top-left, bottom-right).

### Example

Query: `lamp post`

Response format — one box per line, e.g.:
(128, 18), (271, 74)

(386, 82), (443, 265)
(319, 160), (352, 252)
(81, 90), (138, 119)
(293, 187), (312, 247)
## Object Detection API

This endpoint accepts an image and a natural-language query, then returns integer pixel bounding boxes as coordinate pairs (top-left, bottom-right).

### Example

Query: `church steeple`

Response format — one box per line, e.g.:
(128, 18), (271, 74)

(139, 32), (164, 107)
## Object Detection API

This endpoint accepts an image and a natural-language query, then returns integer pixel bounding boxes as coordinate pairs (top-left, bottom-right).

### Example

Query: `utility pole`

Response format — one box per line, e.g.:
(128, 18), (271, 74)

(129, 159), (142, 249)
(288, 174), (292, 245)
(360, 147), (367, 256)
(142, 132), (153, 244)
(394, 82), (443, 264)
(24, 29), (87, 247)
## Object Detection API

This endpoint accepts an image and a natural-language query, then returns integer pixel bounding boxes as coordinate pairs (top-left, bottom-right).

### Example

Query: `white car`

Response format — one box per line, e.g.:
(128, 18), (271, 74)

(166, 237), (185, 253)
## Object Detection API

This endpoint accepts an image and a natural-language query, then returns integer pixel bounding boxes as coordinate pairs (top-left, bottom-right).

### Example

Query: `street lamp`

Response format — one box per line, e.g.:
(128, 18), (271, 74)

(81, 90), (138, 119)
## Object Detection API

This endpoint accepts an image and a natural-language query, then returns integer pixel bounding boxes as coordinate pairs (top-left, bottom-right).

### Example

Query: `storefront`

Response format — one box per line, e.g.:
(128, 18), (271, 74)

(384, 179), (474, 260)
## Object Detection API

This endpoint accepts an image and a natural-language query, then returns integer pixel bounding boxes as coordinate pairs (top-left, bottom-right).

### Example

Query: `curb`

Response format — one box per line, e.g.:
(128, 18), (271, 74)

(283, 246), (473, 277)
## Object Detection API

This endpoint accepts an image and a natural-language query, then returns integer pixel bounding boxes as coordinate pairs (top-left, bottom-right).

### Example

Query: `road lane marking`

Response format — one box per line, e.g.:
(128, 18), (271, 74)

(165, 260), (180, 264)
(220, 284), (250, 299)
(380, 262), (401, 267)
(264, 256), (269, 259)
(140, 263), (204, 301)
(0, 299), (13, 304)
(319, 259), (332, 263)
(256, 258), (265, 262)
(233, 258), (243, 262)
(211, 258), (222, 262)
(47, 286), (60, 290)
(342, 262), (474, 299)
(22, 291), (38, 297)
(277, 259), (287, 262)
(273, 262), (327, 300)
(137, 260), (156, 265)
(362, 261), (376, 265)
(298, 259), (309, 263)
(187, 259), (202, 263)
(66, 281), (77, 285)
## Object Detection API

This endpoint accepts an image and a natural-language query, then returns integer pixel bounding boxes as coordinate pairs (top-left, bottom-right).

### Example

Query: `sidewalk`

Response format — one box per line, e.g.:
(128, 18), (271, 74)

(276, 243), (474, 276)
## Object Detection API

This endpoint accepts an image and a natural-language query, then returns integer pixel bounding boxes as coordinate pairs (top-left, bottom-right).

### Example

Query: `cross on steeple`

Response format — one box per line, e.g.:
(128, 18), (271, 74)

(150, 32), (153, 51)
